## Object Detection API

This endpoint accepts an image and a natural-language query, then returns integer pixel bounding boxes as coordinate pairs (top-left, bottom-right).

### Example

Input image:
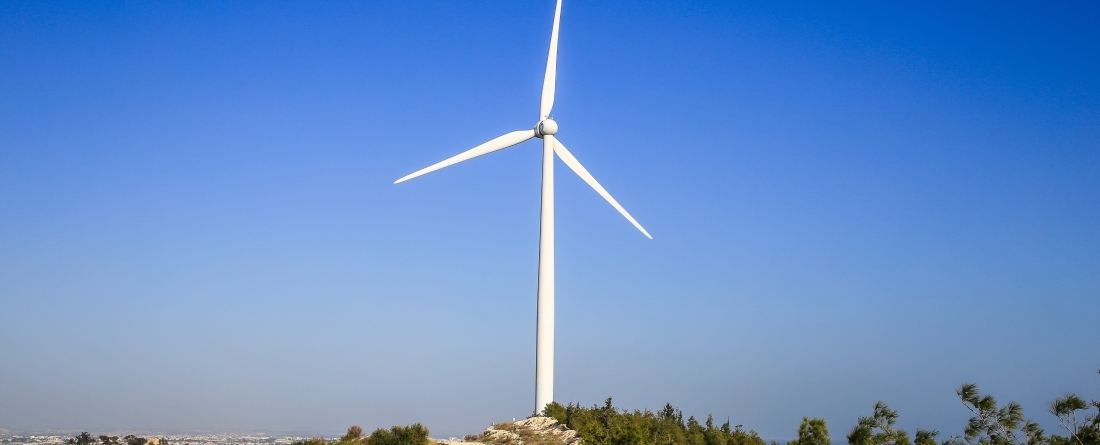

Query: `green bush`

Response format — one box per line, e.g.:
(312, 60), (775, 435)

(789, 418), (830, 445)
(542, 398), (767, 445)
(290, 424), (429, 445)
(364, 424), (431, 445)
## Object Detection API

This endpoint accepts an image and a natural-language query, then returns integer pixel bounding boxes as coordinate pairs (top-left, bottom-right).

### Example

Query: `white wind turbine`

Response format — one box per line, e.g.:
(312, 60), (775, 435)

(395, 0), (651, 414)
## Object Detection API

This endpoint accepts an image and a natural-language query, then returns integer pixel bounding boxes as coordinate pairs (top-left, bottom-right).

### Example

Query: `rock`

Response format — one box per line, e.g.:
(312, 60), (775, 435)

(474, 417), (580, 445)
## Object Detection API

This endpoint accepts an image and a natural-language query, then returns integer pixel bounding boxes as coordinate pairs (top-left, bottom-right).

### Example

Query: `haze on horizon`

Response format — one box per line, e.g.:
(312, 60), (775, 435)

(1, 0), (1097, 441)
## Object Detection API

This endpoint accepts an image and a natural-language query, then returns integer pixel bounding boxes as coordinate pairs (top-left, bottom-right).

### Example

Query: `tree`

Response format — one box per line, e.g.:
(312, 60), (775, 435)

(914, 430), (939, 445)
(847, 402), (911, 445)
(789, 418), (830, 445)
(124, 435), (148, 445)
(68, 433), (96, 445)
(1049, 393), (1100, 445)
(344, 426), (364, 441)
(363, 424), (430, 445)
(100, 436), (120, 445)
(541, 399), (766, 445)
(953, 383), (1044, 445)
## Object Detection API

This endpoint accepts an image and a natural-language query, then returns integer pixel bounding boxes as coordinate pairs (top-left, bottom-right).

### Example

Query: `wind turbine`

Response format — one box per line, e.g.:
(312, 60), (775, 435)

(395, 0), (651, 414)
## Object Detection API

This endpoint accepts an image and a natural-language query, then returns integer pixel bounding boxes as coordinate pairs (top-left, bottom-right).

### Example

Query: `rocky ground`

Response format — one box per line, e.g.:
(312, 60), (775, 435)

(461, 417), (580, 445)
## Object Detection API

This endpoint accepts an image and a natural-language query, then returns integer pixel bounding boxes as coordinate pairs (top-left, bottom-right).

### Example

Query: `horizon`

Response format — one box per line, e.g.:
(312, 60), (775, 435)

(1, 0), (1097, 442)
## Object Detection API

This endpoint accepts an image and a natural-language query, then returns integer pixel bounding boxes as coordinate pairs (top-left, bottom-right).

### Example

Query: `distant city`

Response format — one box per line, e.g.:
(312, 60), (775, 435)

(0, 433), (307, 445)
(0, 432), (469, 445)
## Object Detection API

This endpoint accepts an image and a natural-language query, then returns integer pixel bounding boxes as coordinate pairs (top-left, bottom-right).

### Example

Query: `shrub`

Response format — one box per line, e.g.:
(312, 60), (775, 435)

(345, 427), (364, 441)
(790, 418), (830, 445)
(67, 433), (96, 445)
(364, 424), (431, 445)
(541, 398), (767, 445)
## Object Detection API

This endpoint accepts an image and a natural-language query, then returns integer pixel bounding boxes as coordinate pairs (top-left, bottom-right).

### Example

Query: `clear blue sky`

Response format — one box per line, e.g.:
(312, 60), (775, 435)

(1, 0), (1097, 440)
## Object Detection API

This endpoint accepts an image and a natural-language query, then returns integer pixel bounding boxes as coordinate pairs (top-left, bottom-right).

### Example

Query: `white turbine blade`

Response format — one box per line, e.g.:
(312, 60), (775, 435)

(553, 139), (652, 239)
(395, 130), (535, 184)
(540, 0), (562, 119)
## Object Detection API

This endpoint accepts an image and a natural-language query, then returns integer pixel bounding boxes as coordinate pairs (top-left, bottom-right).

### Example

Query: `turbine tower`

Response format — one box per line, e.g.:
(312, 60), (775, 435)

(395, 0), (651, 414)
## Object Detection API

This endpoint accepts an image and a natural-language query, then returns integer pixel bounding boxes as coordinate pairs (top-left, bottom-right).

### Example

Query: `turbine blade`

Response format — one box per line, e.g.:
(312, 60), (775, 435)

(395, 130), (536, 184)
(540, 0), (562, 119)
(553, 139), (652, 239)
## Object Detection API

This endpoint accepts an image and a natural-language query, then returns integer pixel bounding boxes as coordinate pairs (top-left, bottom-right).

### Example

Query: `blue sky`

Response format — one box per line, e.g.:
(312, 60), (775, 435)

(1, 0), (1097, 440)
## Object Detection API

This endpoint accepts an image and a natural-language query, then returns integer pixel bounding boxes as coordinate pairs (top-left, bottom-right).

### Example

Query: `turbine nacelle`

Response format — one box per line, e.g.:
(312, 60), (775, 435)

(535, 118), (558, 138)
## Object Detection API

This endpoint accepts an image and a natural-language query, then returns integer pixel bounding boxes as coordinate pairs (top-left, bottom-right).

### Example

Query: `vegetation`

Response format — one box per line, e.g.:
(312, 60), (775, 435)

(57, 373), (1099, 445)
(790, 418), (830, 445)
(846, 402), (914, 445)
(533, 376), (1096, 445)
(541, 397), (768, 445)
(364, 424), (432, 445)
(67, 433), (97, 445)
(1049, 394), (1100, 445)
(124, 436), (148, 445)
(838, 382), (1099, 445)
(290, 424), (432, 445)
(950, 383), (1046, 445)
(68, 435), (156, 445)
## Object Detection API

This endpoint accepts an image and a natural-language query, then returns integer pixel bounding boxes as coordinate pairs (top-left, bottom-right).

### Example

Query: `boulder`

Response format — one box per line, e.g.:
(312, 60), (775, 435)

(474, 417), (580, 445)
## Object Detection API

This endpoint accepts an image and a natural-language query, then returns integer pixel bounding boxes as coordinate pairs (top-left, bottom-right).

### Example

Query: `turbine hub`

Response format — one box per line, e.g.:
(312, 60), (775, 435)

(534, 118), (558, 138)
